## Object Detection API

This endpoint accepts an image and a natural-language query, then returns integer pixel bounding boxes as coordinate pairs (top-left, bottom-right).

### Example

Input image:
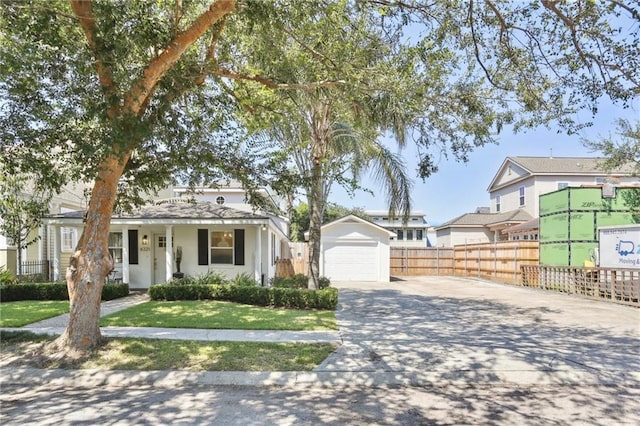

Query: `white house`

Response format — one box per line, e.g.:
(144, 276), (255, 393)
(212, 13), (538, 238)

(435, 156), (636, 247)
(319, 215), (395, 282)
(44, 184), (290, 288)
(487, 156), (637, 217)
(435, 208), (533, 247)
(366, 210), (432, 247)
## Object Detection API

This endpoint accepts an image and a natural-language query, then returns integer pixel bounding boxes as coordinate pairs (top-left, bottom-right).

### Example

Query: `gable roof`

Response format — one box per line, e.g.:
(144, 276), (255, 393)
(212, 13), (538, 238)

(434, 209), (532, 230)
(322, 214), (396, 237)
(487, 156), (636, 192)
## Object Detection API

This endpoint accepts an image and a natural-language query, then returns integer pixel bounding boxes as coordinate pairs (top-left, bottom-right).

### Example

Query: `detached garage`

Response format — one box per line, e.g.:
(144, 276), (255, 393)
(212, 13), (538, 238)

(320, 215), (395, 282)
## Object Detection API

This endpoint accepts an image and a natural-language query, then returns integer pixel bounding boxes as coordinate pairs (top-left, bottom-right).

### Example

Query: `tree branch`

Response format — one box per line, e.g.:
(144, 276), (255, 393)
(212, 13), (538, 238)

(70, 0), (119, 114)
(123, 0), (237, 115)
(214, 68), (346, 91)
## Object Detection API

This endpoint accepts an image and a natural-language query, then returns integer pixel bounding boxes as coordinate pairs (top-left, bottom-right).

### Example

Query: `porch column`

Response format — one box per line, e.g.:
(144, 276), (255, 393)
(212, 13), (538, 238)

(122, 226), (130, 284)
(255, 225), (262, 284)
(165, 225), (173, 282)
(266, 230), (273, 279)
(52, 225), (60, 281)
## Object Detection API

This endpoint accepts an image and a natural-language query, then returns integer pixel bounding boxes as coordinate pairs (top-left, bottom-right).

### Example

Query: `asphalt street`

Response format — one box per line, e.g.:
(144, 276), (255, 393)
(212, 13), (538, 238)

(1, 276), (639, 425)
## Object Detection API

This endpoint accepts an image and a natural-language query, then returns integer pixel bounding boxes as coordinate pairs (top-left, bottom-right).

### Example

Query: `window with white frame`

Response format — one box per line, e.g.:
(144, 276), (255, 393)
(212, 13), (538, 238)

(397, 229), (404, 240)
(108, 232), (123, 264)
(210, 231), (233, 264)
(519, 186), (525, 206)
(215, 196), (225, 205)
(61, 227), (78, 252)
(416, 229), (423, 241)
(496, 195), (501, 212)
(406, 230), (414, 240)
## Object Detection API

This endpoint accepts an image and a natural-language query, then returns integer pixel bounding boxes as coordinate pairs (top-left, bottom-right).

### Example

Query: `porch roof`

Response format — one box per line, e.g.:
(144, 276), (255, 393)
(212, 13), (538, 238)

(45, 201), (272, 227)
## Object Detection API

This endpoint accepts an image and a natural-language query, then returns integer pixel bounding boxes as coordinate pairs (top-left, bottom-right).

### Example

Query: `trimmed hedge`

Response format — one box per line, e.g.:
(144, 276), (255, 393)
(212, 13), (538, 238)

(0, 282), (130, 302)
(149, 284), (338, 310)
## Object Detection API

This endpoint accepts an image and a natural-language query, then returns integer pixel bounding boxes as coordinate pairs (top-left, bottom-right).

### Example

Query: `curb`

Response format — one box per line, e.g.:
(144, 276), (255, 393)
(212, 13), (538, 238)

(2, 368), (638, 389)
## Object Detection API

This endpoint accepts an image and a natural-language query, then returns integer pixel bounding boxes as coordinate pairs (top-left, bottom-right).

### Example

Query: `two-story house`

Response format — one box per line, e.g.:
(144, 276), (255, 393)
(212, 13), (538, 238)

(435, 156), (637, 247)
(366, 210), (433, 247)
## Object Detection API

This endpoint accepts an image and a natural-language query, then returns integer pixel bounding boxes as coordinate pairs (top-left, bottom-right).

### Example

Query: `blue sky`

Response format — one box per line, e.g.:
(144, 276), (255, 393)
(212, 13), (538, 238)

(328, 98), (639, 226)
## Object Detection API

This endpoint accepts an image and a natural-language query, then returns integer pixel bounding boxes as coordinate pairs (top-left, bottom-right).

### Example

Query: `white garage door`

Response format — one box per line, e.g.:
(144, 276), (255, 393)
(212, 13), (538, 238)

(323, 241), (379, 281)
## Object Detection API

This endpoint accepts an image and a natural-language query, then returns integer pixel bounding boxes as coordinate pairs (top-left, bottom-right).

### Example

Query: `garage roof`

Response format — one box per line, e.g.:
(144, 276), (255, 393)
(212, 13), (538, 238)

(322, 214), (397, 237)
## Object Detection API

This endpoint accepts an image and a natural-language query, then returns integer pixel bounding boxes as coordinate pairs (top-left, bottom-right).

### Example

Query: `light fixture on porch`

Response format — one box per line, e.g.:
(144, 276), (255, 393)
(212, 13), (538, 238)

(142, 234), (149, 247)
(261, 223), (267, 231)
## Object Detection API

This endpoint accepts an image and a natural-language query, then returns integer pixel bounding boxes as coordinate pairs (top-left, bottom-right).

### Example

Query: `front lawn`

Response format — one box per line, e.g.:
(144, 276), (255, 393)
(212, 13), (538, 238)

(0, 331), (337, 371)
(0, 301), (69, 327)
(100, 300), (337, 330)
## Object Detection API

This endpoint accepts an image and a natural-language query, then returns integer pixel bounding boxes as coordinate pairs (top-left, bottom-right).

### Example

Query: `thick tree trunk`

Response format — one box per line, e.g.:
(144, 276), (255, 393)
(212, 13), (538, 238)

(53, 157), (124, 351)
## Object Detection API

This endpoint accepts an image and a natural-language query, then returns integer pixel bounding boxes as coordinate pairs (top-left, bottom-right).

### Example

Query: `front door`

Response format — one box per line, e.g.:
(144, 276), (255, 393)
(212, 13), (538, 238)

(154, 234), (167, 284)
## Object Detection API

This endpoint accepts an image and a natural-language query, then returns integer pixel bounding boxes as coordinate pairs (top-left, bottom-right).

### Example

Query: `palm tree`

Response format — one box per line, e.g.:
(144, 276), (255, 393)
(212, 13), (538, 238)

(267, 93), (412, 289)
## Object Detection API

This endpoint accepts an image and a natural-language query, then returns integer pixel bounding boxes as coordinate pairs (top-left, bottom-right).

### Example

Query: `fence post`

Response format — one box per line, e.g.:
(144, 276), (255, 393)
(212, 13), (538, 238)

(494, 241), (497, 279)
(464, 242), (468, 277)
(513, 246), (518, 284)
(436, 247), (440, 276)
(404, 247), (408, 275)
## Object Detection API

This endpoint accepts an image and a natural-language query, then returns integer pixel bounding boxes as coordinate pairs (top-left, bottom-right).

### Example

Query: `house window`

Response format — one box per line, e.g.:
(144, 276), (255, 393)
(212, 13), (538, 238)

(397, 229), (404, 240)
(416, 229), (423, 241)
(406, 230), (414, 240)
(61, 227), (78, 252)
(211, 231), (233, 264)
(158, 236), (166, 248)
(595, 177), (607, 185)
(558, 182), (568, 190)
(496, 195), (501, 213)
(519, 186), (525, 207)
(108, 232), (123, 264)
(216, 196), (225, 205)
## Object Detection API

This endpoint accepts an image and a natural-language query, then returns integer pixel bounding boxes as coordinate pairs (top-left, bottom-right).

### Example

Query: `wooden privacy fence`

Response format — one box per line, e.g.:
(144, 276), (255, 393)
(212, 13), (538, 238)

(391, 241), (539, 284)
(521, 265), (640, 307)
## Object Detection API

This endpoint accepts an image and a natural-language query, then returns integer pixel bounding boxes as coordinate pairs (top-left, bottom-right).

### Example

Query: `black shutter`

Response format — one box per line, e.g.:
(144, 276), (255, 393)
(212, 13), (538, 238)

(234, 229), (245, 265)
(198, 229), (209, 265)
(128, 230), (138, 265)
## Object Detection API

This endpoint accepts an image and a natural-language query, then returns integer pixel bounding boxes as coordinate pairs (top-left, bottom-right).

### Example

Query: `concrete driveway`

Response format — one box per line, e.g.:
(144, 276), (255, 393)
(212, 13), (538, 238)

(318, 276), (640, 386)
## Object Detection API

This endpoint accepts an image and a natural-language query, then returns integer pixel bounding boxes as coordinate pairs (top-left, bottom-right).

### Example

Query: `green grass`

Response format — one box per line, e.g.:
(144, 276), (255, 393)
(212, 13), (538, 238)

(0, 301), (69, 327)
(0, 331), (337, 371)
(83, 338), (336, 371)
(100, 300), (337, 331)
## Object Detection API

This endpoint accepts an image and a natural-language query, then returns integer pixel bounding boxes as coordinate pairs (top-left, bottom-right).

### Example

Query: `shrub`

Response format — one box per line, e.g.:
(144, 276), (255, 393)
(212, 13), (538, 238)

(270, 273), (309, 289)
(149, 283), (338, 310)
(318, 276), (331, 289)
(230, 272), (259, 287)
(0, 282), (130, 302)
(194, 271), (228, 286)
(0, 267), (15, 285)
